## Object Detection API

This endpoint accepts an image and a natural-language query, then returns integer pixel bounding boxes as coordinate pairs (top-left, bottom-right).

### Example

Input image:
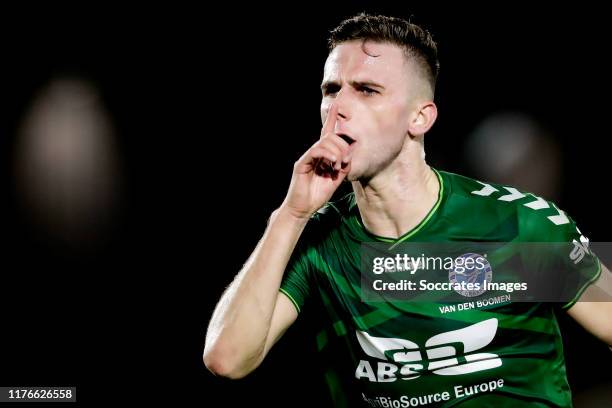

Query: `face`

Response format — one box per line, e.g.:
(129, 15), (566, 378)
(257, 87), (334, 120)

(321, 40), (428, 181)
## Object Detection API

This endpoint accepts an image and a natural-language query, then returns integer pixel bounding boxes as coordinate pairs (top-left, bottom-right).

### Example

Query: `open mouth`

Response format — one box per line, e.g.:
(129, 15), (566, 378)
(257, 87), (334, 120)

(337, 133), (356, 145)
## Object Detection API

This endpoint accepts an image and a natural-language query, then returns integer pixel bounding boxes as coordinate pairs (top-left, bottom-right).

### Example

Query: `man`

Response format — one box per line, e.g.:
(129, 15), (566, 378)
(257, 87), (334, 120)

(204, 13), (612, 407)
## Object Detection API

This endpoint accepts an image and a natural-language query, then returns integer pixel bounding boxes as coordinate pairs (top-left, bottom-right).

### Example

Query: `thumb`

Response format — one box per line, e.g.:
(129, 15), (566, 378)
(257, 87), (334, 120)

(331, 161), (351, 186)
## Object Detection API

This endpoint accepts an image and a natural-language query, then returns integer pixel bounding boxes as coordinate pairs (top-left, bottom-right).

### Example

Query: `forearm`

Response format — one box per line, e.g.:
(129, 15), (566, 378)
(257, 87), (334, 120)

(204, 206), (308, 377)
(567, 264), (612, 346)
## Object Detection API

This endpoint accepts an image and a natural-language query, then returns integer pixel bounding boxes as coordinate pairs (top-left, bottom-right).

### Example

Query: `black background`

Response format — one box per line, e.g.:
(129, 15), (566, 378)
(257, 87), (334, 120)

(1, 1), (610, 406)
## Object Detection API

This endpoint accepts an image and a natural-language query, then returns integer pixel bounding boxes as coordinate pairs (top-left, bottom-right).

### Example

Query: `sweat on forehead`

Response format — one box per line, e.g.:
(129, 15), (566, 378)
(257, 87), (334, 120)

(323, 41), (433, 101)
(324, 41), (415, 80)
(325, 40), (433, 98)
(326, 41), (404, 66)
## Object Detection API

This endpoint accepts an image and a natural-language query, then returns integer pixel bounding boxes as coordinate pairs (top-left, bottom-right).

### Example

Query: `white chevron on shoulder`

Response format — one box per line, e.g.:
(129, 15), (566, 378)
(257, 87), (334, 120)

(471, 181), (498, 197)
(523, 194), (550, 210)
(547, 204), (570, 225)
(498, 187), (526, 202)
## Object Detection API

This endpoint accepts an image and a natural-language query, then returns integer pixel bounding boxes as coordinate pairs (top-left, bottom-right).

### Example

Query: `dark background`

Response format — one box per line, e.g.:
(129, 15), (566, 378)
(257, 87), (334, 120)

(1, 1), (610, 406)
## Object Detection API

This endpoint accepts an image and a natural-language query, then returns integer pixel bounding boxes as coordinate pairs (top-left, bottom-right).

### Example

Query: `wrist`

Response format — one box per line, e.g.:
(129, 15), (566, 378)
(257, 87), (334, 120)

(272, 204), (311, 227)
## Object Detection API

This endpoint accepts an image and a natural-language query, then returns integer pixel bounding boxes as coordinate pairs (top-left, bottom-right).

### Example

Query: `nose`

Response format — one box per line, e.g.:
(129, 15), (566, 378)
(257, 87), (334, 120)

(327, 89), (350, 124)
(334, 89), (350, 121)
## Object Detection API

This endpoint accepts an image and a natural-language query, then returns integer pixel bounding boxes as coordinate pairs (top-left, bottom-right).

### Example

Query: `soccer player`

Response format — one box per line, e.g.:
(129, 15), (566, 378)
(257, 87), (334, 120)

(204, 13), (612, 407)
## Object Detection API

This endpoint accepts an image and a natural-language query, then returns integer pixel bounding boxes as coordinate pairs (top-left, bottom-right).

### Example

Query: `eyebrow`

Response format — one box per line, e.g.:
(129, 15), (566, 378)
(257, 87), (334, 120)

(321, 79), (386, 92)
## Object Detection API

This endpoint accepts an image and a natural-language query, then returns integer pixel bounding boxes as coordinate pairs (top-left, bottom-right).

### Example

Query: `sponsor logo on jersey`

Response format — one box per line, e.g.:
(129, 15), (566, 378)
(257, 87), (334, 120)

(570, 228), (591, 264)
(355, 318), (501, 382)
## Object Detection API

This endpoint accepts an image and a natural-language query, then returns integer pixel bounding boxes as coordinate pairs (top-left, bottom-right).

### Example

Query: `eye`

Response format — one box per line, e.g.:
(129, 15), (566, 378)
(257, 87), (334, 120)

(322, 84), (340, 96)
(360, 87), (378, 96)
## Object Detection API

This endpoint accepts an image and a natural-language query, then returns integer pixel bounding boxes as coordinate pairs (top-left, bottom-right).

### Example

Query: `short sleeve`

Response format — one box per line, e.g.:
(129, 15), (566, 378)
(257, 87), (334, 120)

(280, 245), (314, 314)
(554, 222), (602, 310)
(279, 214), (323, 314)
(519, 201), (601, 309)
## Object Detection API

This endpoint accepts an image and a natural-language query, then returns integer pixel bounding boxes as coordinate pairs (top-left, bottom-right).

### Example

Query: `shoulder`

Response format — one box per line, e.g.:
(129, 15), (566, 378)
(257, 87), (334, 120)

(439, 169), (585, 242)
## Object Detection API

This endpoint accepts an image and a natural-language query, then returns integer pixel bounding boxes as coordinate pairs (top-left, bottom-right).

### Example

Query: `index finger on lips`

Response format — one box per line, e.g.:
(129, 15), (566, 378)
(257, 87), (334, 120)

(320, 103), (338, 138)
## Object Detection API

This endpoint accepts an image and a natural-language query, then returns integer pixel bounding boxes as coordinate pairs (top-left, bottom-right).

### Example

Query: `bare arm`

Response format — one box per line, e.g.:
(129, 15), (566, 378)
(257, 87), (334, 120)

(203, 208), (307, 379)
(566, 263), (612, 346)
(203, 104), (353, 378)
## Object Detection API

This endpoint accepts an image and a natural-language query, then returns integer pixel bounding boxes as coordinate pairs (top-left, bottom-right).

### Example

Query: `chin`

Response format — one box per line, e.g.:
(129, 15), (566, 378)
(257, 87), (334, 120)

(345, 169), (365, 183)
(344, 167), (359, 182)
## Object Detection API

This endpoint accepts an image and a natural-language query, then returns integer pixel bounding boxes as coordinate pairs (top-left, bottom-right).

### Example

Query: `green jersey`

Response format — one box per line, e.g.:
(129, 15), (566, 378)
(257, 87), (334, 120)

(280, 168), (601, 407)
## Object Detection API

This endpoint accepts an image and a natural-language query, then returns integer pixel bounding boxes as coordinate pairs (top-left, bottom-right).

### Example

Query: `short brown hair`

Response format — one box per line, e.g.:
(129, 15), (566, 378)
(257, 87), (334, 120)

(328, 13), (439, 93)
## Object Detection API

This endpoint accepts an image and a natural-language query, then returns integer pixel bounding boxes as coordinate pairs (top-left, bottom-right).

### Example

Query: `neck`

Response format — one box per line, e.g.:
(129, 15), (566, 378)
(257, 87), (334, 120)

(351, 144), (440, 239)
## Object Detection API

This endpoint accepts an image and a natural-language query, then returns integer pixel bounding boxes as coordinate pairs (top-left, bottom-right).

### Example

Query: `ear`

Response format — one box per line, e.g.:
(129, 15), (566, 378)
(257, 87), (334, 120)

(408, 101), (438, 136)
